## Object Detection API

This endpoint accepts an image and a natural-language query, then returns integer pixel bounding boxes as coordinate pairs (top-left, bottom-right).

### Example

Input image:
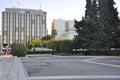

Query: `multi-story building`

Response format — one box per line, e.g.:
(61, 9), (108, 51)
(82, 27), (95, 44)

(0, 34), (1, 51)
(1, 8), (47, 47)
(52, 19), (77, 40)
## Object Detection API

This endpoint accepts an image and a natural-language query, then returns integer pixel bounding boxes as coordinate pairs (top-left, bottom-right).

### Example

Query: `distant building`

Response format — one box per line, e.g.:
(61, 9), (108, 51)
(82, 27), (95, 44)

(0, 34), (1, 51)
(2, 8), (47, 47)
(52, 19), (77, 40)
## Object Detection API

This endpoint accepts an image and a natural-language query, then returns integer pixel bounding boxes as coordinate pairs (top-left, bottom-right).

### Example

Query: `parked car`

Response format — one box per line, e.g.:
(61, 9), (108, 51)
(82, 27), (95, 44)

(5, 51), (11, 55)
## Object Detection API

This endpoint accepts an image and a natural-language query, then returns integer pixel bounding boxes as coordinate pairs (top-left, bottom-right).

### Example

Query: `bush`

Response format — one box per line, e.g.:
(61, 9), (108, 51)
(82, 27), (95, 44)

(46, 40), (73, 55)
(27, 51), (52, 54)
(46, 41), (60, 53)
(73, 49), (120, 56)
(11, 44), (28, 57)
(59, 40), (73, 53)
(87, 50), (120, 56)
(56, 53), (73, 56)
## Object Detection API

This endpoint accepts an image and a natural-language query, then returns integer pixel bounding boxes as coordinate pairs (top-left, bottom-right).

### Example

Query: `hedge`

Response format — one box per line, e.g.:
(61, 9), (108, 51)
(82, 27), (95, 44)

(73, 49), (120, 56)
(46, 40), (73, 53)
(59, 40), (73, 53)
(27, 51), (52, 54)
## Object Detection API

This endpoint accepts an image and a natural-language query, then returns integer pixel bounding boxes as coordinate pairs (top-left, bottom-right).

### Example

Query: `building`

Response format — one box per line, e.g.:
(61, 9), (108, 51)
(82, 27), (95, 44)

(0, 34), (1, 51)
(1, 8), (47, 47)
(52, 19), (77, 40)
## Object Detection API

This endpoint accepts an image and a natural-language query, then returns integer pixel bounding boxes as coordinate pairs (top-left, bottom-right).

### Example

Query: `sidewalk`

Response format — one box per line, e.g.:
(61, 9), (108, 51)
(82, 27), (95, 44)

(0, 55), (26, 80)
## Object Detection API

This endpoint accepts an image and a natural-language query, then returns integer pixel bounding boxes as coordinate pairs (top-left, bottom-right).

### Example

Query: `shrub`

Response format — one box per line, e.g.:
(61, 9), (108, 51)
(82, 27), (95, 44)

(59, 40), (73, 53)
(27, 51), (52, 54)
(46, 40), (73, 55)
(11, 44), (28, 57)
(46, 40), (60, 53)
(87, 49), (120, 56)
(73, 49), (120, 56)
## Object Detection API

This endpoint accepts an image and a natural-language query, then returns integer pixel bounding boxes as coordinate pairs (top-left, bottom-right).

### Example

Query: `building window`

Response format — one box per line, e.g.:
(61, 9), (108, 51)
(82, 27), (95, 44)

(65, 21), (69, 32)
(32, 19), (35, 24)
(4, 31), (7, 35)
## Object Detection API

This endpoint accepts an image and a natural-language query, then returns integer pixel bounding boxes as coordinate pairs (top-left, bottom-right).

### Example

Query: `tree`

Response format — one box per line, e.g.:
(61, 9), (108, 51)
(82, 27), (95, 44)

(52, 29), (57, 38)
(42, 35), (53, 40)
(74, 0), (104, 49)
(99, 0), (120, 48)
(59, 40), (73, 54)
(73, 0), (120, 49)
(46, 38), (60, 54)
(85, 0), (92, 19)
(28, 38), (42, 47)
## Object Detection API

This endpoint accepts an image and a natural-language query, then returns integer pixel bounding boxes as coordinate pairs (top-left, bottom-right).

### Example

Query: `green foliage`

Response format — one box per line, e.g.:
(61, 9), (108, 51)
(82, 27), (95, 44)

(46, 39), (73, 55)
(42, 40), (50, 47)
(46, 40), (59, 50)
(42, 35), (53, 40)
(74, 1), (104, 49)
(27, 51), (52, 54)
(59, 40), (73, 53)
(27, 42), (32, 49)
(52, 29), (57, 37)
(73, 0), (120, 50)
(27, 38), (42, 48)
(73, 49), (120, 56)
(11, 44), (28, 57)
(99, 0), (120, 48)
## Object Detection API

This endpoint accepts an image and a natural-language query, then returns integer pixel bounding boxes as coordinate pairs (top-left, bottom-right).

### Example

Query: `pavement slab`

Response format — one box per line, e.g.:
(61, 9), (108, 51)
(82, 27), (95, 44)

(21, 56), (120, 80)
(0, 55), (26, 80)
(1, 55), (120, 80)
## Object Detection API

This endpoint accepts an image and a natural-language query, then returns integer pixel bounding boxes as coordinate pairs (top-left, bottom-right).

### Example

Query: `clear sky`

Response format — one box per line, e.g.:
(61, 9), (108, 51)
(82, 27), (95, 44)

(0, 0), (120, 34)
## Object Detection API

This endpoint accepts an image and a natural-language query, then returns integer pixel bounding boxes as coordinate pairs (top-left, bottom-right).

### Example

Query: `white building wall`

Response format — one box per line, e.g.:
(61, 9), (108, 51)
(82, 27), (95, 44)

(54, 19), (65, 38)
(53, 19), (77, 40)
(61, 31), (77, 40)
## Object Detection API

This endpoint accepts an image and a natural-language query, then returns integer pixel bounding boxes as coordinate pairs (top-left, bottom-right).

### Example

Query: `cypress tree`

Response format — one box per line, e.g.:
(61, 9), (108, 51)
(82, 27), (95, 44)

(73, 0), (120, 50)
(99, 0), (120, 48)
(74, 0), (104, 49)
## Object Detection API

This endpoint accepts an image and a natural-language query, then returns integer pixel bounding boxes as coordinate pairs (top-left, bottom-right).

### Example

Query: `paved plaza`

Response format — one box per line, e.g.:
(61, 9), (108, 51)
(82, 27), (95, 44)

(0, 55), (120, 80)
(22, 55), (120, 80)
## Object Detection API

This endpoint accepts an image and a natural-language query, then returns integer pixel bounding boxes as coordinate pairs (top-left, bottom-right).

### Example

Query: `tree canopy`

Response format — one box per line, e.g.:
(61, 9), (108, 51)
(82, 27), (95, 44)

(73, 0), (120, 49)
(28, 38), (42, 48)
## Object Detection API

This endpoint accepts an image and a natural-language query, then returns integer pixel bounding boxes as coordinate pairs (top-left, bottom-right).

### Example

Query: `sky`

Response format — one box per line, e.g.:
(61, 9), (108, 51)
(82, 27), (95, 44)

(0, 0), (120, 34)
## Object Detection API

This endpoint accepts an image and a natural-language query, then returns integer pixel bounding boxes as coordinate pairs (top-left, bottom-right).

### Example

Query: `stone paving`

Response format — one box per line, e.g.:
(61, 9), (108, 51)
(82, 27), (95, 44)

(1, 55), (120, 80)
(22, 56), (120, 80)
(0, 55), (26, 80)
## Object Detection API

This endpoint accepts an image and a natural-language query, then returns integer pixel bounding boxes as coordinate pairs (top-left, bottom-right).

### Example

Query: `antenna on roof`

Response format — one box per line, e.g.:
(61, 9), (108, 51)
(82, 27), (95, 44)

(17, 1), (20, 5)
(10, 0), (12, 3)
(39, 2), (42, 10)
(17, 1), (20, 7)
(10, 0), (15, 8)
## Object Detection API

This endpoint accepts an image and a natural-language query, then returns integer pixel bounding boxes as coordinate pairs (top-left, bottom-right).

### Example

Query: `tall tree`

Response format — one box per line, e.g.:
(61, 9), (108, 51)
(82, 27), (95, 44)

(74, 0), (120, 50)
(74, 0), (120, 49)
(85, 0), (92, 18)
(99, 0), (120, 48)
(74, 0), (105, 49)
